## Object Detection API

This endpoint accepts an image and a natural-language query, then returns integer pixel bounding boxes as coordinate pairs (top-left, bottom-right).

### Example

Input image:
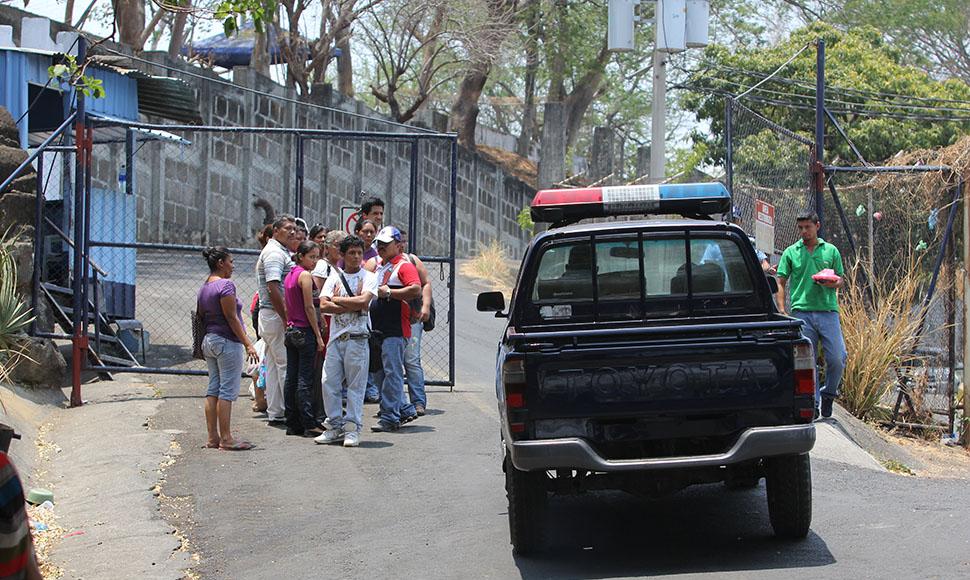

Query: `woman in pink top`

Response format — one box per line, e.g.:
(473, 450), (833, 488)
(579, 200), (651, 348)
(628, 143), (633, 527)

(283, 241), (326, 437)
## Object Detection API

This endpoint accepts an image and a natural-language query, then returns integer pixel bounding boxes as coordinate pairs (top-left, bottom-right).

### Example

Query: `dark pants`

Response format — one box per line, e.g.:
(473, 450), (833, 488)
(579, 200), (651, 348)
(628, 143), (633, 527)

(284, 327), (320, 433)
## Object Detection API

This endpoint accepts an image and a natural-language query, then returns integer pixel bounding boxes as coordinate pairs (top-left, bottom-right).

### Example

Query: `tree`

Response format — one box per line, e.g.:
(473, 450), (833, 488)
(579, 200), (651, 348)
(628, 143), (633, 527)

(361, 0), (461, 122)
(683, 22), (970, 166)
(838, 0), (970, 84)
(112, 0), (146, 48)
(276, 0), (385, 95)
(448, 0), (518, 147)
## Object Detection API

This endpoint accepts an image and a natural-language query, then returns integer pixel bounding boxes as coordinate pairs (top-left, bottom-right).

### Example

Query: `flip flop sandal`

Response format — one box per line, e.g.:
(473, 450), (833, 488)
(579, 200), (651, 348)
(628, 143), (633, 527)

(203, 442), (220, 449)
(219, 441), (255, 451)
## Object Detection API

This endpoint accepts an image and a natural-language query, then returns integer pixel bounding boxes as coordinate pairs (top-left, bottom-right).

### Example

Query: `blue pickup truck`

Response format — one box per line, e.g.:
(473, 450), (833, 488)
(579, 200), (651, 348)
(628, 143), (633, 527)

(477, 183), (817, 555)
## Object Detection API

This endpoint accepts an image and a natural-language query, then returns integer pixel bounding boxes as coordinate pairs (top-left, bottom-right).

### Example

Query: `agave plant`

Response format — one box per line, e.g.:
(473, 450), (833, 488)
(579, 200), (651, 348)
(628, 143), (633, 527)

(0, 228), (35, 385)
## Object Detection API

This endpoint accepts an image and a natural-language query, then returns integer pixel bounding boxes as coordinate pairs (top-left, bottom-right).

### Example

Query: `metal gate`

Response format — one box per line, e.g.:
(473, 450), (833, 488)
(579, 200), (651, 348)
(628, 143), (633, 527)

(28, 111), (458, 401)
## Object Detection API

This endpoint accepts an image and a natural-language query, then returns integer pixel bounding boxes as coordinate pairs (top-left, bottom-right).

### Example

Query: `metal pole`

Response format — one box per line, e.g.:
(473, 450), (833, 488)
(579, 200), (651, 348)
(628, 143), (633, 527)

(724, 97), (734, 195)
(30, 151), (45, 336)
(82, 123), (93, 348)
(650, 50), (666, 183)
(448, 138), (458, 391)
(961, 177), (970, 447)
(70, 35), (87, 408)
(294, 136), (304, 218)
(814, 39), (825, 225)
(408, 139), (420, 253)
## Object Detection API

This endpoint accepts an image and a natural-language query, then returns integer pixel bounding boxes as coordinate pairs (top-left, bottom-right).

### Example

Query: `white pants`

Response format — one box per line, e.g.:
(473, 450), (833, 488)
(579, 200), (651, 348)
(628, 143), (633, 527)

(258, 309), (287, 420)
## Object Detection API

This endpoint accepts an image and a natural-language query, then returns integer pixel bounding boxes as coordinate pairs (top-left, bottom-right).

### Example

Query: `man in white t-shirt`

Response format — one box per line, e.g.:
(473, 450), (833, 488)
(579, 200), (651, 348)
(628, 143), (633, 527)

(315, 235), (378, 448)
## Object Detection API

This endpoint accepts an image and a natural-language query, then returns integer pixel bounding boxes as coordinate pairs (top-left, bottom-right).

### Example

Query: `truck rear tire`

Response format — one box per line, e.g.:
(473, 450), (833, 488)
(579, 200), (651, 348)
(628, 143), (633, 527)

(765, 453), (812, 539)
(505, 457), (547, 555)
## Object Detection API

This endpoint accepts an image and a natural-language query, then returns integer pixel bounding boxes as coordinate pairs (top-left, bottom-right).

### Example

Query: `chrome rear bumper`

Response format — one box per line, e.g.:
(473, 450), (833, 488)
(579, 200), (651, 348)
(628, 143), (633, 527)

(509, 424), (815, 472)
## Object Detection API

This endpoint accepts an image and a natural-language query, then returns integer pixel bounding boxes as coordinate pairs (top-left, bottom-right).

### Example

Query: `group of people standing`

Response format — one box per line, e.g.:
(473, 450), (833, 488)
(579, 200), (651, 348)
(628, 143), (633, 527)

(196, 197), (433, 450)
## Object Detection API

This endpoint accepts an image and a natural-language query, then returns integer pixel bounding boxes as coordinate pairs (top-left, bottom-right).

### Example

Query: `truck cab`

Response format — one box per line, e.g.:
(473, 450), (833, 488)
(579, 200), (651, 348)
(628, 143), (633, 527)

(478, 183), (816, 555)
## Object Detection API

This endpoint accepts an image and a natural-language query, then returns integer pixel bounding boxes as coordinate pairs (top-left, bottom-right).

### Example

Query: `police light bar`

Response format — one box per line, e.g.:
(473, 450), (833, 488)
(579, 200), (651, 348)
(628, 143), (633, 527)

(530, 182), (731, 224)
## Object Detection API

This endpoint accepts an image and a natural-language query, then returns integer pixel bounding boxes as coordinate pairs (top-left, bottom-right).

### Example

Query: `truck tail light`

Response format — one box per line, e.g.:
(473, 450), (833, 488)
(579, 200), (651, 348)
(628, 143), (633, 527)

(503, 358), (528, 436)
(793, 342), (816, 397)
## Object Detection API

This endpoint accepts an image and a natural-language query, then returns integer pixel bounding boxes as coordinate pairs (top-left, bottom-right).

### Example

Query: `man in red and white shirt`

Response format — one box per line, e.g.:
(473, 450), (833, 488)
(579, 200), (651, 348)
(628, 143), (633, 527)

(370, 226), (423, 432)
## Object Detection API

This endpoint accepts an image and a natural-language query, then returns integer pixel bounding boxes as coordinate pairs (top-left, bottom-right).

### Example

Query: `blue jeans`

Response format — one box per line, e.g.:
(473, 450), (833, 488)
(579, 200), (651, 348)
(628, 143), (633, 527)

(405, 323), (427, 408)
(793, 310), (847, 403)
(377, 336), (416, 425)
(284, 327), (320, 432)
(322, 336), (369, 432)
(365, 373), (380, 401)
(203, 334), (244, 401)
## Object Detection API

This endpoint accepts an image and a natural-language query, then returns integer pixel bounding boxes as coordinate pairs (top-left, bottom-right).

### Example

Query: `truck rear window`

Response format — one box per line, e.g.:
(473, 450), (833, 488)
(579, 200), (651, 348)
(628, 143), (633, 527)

(526, 234), (759, 323)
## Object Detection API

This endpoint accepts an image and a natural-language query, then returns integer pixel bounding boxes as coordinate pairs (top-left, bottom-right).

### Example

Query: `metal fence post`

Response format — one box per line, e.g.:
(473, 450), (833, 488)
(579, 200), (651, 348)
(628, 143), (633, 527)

(70, 35), (87, 408)
(814, 38), (825, 226)
(30, 151), (44, 337)
(294, 136), (304, 218)
(725, 97), (733, 195)
(408, 139), (420, 254)
(448, 137), (458, 391)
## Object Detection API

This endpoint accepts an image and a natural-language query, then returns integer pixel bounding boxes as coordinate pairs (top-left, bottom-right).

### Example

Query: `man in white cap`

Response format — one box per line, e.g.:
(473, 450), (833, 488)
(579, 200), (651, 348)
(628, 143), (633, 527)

(369, 226), (422, 432)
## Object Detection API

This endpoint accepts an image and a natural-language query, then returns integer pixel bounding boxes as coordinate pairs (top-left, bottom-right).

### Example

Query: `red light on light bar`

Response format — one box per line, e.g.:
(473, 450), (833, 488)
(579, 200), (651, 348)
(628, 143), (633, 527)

(531, 188), (604, 206)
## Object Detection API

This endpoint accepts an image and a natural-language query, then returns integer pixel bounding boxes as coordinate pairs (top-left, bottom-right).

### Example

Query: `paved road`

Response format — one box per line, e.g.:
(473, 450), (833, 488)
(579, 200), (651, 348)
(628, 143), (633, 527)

(149, 274), (970, 579)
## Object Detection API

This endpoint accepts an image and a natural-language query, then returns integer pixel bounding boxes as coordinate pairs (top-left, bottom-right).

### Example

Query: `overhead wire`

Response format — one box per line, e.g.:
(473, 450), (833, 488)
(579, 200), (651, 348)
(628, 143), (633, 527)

(674, 83), (970, 122)
(702, 62), (970, 109)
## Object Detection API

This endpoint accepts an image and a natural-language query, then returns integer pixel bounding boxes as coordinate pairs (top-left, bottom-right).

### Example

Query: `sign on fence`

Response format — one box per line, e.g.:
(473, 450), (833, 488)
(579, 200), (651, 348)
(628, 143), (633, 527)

(341, 206), (359, 234)
(755, 200), (775, 254)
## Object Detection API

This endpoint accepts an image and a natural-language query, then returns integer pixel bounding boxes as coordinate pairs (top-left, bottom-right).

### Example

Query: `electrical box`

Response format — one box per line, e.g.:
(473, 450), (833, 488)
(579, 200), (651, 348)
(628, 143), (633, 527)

(685, 0), (710, 48)
(608, 0), (638, 52)
(656, 0), (687, 53)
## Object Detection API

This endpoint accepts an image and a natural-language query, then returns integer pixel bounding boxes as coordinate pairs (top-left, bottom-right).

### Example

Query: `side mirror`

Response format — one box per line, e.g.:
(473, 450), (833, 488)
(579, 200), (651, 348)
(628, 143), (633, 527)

(477, 291), (507, 316)
(767, 276), (779, 294)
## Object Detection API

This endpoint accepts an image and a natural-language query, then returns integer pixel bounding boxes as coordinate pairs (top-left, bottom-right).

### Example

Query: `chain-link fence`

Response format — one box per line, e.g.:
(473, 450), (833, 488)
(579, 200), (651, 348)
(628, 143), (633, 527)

(726, 97), (814, 260)
(822, 168), (962, 430)
(35, 119), (457, 387)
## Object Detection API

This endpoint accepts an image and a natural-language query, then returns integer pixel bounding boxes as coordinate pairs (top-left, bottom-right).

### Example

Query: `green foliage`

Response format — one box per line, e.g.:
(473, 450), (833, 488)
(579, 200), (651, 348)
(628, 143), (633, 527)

(682, 22), (970, 165)
(48, 55), (105, 99)
(0, 230), (34, 386)
(214, 0), (278, 36)
(516, 206), (534, 236)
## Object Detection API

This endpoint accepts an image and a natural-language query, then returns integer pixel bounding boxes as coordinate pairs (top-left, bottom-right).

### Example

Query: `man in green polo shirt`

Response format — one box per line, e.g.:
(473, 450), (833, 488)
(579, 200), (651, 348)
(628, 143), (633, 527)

(776, 212), (847, 419)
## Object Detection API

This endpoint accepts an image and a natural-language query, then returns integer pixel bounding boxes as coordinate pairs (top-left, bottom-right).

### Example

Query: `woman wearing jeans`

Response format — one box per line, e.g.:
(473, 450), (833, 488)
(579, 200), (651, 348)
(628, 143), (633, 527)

(198, 247), (258, 451)
(283, 241), (326, 437)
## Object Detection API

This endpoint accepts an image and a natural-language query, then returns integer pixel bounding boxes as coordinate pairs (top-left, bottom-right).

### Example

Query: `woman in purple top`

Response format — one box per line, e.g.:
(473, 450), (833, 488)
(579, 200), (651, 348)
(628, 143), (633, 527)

(283, 241), (326, 437)
(198, 247), (258, 451)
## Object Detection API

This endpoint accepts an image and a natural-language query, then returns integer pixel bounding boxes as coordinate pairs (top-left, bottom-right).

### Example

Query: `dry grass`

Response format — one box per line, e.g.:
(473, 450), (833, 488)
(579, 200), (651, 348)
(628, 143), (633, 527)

(460, 240), (516, 295)
(839, 260), (928, 420)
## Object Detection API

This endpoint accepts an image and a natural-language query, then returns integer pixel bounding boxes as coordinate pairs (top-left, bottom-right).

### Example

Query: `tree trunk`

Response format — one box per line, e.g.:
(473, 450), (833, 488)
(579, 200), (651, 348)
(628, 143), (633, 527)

(251, 28), (271, 75)
(112, 0), (146, 49)
(168, 7), (189, 58)
(516, 0), (539, 157)
(65, 0), (76, 26)
(449, 62), (490, 148)
(336, 28), (354, 97)
(562, 42), (611, 152)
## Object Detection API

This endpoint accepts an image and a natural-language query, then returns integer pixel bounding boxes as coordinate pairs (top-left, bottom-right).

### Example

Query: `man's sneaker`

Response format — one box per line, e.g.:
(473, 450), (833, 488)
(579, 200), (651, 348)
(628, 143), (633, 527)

(415, 404), (426, 416)
(314, 428), (345, 445)
(364, 396), (380, 404)
(820, 397), (834, 419)
(371, 420), (400, 433)
(343, 431), (360, 447)
(400, 413), (418, 425)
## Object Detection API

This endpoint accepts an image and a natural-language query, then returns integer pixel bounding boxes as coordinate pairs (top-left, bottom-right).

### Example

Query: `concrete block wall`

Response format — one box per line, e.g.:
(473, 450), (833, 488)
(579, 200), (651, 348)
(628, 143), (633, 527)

(0, 3), (536, 258)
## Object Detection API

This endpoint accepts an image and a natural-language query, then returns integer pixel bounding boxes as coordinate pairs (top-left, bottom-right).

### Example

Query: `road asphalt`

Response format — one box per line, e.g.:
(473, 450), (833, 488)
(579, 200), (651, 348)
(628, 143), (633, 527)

(40, 273), (970, 579)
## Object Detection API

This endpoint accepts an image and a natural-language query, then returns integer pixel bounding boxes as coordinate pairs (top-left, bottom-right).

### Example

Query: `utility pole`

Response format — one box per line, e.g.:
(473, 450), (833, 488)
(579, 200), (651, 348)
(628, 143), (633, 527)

(650, 50), (666, 183)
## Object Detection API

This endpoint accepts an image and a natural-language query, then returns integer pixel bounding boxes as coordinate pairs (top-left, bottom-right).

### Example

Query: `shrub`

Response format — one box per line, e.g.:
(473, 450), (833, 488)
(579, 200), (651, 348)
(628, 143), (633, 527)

(838, 260), (929, 419)
(0, 229), (34, 385)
